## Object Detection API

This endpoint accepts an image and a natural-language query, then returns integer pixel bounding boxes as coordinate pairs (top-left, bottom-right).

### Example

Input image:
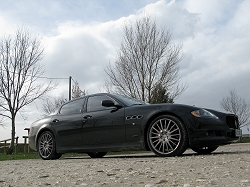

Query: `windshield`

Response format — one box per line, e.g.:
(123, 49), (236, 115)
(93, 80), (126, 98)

(113, 94), (146, 106)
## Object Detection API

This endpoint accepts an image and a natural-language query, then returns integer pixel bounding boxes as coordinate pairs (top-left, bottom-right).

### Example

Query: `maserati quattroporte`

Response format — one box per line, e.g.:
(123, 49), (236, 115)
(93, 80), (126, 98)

(29, 93), (242, 159)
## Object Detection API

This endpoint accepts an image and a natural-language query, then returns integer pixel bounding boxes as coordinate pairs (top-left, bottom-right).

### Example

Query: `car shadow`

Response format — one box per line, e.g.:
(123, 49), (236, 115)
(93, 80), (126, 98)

(183, 150), (250, 156)
(62, 149), (250, 160)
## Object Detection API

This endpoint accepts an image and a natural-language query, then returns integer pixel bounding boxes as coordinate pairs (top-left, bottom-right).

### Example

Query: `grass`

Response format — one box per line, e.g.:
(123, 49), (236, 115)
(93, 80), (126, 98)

(0, 152), (40, 161)
(239, 137), (250, 143)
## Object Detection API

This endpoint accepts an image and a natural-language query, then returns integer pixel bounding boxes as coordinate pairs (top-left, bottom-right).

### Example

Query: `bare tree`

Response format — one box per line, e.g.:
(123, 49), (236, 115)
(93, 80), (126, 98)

(105, 16), (186, 103)
(220, 90), (250, 128)
(42, 80), (85, 115)
(0, 97), (5, 126)
(0, 28), (53, 154)
(0, 105), (5, 127)
(72, 80), (86, 99)
(42, 96), (67, 115)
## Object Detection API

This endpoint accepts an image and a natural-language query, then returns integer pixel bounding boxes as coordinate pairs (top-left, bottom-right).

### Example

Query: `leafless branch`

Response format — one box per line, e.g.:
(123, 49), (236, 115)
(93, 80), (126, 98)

(221, 90), (250, 128)
(41, 80), (85, 115)
(71, 80), (86, 99)
(0, 28), (54, 153)
(105, 16), (187, 103)
(42, 96), (67, 115)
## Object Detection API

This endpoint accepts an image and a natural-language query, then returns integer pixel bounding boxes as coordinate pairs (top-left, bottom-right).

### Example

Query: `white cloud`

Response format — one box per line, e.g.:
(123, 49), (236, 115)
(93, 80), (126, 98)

(0, 16), (16, 36)
(139, 0), (200, 39)
(1, 0), (250, 140)
(176, 0), (250, 111)
(182, 0), (239, 28)
(41, 21), (123, 95)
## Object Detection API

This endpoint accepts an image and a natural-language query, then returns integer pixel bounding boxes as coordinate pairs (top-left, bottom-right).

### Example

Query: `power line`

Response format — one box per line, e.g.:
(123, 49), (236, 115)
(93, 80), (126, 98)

(33, 76), (68, 80)
(1, 67), (73, 101)
(0, 68), (68, 80)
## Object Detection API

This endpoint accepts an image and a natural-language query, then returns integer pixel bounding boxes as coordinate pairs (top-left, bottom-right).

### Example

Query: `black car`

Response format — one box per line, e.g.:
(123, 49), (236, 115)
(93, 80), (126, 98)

(29, 93), (242, 160)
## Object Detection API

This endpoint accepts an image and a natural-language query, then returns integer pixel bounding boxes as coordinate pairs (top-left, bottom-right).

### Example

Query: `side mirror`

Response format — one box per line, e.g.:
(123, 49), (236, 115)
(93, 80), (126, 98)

(102, 100), (115, 107)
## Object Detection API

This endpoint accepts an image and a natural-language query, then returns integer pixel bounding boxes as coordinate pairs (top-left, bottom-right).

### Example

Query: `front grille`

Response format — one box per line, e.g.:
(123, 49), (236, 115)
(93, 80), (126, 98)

(226, 115), (239, 129)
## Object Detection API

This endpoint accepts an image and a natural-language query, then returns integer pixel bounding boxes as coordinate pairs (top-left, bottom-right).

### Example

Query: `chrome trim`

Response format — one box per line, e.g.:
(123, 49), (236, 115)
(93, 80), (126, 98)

(126, 115), (143, 120)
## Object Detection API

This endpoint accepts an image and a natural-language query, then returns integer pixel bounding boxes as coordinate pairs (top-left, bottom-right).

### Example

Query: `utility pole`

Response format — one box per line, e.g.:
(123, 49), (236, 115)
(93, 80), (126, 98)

(69, 76), (72, 101)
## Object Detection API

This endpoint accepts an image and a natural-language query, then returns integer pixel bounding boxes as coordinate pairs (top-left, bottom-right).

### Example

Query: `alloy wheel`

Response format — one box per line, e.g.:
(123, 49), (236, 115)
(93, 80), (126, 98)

(148, 115), (187, 157)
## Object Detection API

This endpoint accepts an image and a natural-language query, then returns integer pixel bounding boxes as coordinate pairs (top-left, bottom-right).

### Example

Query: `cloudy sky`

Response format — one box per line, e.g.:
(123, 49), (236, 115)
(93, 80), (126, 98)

(0, 0), (249, 140)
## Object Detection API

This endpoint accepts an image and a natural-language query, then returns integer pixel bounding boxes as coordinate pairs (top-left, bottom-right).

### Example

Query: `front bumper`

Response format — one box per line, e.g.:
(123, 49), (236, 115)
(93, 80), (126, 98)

(188, 114), (241, 148)
(189, 129), (240, 148)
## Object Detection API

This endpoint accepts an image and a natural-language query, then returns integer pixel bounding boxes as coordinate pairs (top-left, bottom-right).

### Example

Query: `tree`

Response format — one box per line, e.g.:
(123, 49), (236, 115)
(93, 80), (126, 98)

(105, 16), (186, 103)
(0, 28), (53, 154)
(42, 96), (67, 115)
(150, 83), (174, 104)
(0, 104), (5, 126)
(42, 80), (85, 115)
(72, 80), (86, 99)
(220, 90), (250, 128)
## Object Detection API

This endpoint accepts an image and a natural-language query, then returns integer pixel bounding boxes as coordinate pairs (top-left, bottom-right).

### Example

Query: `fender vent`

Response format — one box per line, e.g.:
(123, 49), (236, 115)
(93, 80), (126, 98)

(126, 115), (143, 120)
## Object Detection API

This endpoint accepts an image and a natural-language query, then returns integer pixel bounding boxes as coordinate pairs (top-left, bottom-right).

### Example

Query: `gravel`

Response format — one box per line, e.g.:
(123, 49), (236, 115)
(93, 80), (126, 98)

(0, 143), (249, 187)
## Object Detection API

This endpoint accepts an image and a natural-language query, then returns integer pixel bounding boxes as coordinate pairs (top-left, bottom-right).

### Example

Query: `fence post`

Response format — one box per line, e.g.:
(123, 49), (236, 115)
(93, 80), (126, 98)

(4, 140), (7, 153)
(24, 137), (27, 153)
(0, 137), (19, 153)
(15, 137), (19, 153)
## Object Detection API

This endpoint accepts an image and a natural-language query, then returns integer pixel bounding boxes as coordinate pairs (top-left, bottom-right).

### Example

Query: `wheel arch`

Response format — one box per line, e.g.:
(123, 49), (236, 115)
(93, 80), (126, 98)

(143, 111), (190, 151)
(35, 126), (56, 150)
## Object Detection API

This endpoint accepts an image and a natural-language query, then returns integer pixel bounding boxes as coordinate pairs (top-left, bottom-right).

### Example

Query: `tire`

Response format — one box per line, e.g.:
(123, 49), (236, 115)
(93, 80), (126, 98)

(37, 131), (62, 160)
(87, 152), (107, 158)
(191, 146), (218, 155)
(147, 115), (188, 157)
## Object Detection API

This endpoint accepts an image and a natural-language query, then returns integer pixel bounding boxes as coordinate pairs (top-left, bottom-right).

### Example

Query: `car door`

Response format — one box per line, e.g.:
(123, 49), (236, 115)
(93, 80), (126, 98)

(82, 95), (126, 146)
(51, 98), (86, 148)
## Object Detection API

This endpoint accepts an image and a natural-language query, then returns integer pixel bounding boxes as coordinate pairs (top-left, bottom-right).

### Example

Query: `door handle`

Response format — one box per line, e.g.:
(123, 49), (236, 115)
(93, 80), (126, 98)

(52, 119), (59, 123)
(83, 115), (92, 119)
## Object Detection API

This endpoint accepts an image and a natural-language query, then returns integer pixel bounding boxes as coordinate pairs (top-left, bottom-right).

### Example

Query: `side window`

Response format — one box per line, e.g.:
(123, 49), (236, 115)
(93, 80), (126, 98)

(59, 98), (85, 115)
(87, 95), (114, 112)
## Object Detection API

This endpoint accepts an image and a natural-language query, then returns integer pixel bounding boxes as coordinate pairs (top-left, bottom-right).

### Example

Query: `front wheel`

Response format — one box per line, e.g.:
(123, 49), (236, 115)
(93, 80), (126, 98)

(87, 152), (107, 158)
(37, 131), (62, 160)
(147, 115), (188, 157)
(191, 146), (218, 154)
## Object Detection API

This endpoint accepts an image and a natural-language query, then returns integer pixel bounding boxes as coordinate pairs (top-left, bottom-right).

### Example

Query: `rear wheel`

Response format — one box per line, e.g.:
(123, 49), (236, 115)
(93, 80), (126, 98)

(87, 152), (107, 158)
(191, 146), (218, 154)
(147, 115), (188, 157)
(37, 131), (62, 160)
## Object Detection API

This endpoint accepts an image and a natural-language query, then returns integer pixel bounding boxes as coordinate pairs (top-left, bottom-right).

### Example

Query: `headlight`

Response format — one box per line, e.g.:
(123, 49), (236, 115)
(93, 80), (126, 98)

(191, 109), (218, 118)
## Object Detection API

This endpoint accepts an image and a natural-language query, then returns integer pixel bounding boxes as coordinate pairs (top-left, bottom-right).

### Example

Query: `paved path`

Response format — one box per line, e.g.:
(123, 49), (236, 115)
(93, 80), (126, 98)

(0, 143), (250, 187)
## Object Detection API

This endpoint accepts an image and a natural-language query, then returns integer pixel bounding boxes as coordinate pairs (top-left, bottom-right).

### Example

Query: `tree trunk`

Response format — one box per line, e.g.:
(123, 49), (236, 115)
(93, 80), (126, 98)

(7, 117), (15, 154)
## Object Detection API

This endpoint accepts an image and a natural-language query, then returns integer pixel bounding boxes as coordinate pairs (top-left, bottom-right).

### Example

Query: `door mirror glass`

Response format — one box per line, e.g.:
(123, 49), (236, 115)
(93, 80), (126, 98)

(102, 100), (115, 107)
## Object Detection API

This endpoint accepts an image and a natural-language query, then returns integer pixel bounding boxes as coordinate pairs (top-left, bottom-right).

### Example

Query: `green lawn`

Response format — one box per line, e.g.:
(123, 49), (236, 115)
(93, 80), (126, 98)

(0, 152), (40, 161)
